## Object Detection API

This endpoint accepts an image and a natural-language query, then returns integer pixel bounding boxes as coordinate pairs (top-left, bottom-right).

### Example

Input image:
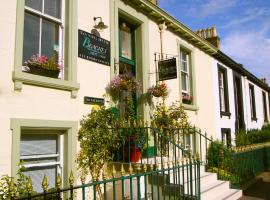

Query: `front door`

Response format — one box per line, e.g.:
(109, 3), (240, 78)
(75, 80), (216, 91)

(234, 75), (245, 131)
(119, 20), (137, 119)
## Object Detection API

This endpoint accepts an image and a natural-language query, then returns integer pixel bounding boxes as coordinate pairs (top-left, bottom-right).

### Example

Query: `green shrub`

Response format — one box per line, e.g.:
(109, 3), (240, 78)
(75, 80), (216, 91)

(235, 126), (270, 147)
(207, 140), (232, 168)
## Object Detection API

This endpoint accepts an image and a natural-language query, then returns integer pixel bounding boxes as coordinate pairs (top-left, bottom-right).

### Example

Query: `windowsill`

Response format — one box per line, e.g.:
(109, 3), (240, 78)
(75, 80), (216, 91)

(182, 103), (199, 111)
(12, 71), (80, 98)
(220, 111), (231, 118)
(251, 117), (258, 122)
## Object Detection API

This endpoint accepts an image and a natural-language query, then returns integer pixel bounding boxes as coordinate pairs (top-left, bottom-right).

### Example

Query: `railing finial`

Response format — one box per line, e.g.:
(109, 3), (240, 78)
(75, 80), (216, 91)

(129, 163), (133, 174)
(69, 171), (74, 186)
(56, 173), (62, 189)
(42, 175), (49, 191)
(121, 164), (125, 176)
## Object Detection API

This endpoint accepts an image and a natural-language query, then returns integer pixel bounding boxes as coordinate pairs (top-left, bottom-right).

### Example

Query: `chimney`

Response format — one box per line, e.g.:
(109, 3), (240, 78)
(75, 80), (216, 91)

(261, 78), (268, 84)
(149, 0), (158, 5)
(195, 26), (220, 49)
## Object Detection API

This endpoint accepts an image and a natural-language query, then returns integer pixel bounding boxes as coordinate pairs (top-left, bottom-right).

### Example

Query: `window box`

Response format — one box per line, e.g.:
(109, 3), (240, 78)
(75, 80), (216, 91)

(182, 92), (193, 105)
(27, 67), (60, 78)
(182, 98), (192, 105)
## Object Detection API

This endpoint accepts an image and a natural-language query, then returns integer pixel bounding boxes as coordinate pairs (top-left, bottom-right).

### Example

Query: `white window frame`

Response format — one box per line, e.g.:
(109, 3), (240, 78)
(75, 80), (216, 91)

(24, 0), (65, 79)
(180, 50), (190, 94)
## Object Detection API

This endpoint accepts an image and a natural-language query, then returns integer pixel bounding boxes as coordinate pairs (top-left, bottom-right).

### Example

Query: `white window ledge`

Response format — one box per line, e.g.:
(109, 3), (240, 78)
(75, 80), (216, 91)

(12, 70), (80, 98)
(182, 103), (199, 112)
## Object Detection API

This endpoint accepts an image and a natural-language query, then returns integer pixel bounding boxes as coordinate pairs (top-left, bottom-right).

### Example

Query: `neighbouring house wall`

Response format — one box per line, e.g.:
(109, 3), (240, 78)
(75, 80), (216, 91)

(213, 59), (270, 143)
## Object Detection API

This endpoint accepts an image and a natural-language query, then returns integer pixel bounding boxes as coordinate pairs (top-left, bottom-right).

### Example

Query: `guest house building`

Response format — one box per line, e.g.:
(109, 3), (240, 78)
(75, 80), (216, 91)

(0, 0), (269, 192)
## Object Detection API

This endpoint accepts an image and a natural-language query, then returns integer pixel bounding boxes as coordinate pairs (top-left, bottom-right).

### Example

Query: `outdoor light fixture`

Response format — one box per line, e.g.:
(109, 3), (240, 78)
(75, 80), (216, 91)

(93, 17), (108, 31)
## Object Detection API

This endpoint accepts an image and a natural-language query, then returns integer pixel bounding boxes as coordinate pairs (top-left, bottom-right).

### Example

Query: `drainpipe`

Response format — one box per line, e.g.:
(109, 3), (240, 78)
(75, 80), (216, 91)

(158, 22), (167, 106)
(158, 22), (167, 60)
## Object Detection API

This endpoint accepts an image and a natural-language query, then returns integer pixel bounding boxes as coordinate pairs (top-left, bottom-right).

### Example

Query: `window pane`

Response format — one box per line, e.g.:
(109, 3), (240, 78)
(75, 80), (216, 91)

(23, 166), (57, 193)
(181, 61), (188, 72)
(44, 0), (61, 19)
(23, 13), (40, 63)
(120, 26), (132, 60)
(181, 52), (187, 62)
(181, 73), (187, 91)
(25, 0), (42, 12)
(220, 88), (226, 111)
(20, 134), (58, 156)
(119, 62), (134, 76)
(41, 19), (59, 57)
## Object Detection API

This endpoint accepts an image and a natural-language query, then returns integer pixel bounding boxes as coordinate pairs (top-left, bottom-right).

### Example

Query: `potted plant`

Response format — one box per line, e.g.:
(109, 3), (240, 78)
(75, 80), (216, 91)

(147, 82), (168, 98)
(25, 54), (62, 78)
(182, 93), (193, 104)
(127, 124), (147, 162)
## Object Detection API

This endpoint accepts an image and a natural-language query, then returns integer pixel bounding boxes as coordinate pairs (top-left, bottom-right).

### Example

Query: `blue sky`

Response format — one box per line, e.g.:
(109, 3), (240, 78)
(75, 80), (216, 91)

(159, 0), (270, 83)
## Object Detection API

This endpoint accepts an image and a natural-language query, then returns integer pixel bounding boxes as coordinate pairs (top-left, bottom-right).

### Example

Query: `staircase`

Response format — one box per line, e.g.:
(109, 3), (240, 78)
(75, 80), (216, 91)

(148, 163), (242, 200)
(200, 166), (242, 200)
(116, 126), (243, 199)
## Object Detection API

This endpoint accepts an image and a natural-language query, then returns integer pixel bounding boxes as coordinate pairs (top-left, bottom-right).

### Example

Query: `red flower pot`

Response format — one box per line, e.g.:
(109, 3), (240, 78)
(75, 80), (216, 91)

(130, 146), (141, 162)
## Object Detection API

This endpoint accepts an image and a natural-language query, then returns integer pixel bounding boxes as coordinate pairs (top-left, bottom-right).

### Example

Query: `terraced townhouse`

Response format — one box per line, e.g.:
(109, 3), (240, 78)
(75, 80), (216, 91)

(0, 0), (269, 197)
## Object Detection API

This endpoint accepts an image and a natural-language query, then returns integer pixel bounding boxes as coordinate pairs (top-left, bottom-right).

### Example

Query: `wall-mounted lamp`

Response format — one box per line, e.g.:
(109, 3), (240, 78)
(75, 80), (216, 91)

(93, 17), (108, 31)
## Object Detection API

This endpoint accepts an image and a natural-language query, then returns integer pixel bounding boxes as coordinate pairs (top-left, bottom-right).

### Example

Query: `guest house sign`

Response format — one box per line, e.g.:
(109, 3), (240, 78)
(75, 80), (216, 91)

(78, 29), (110, 66)
(158, 58), (177, 81)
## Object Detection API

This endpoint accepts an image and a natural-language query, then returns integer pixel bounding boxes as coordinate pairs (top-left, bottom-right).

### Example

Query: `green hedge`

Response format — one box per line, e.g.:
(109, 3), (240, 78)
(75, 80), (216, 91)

(235, 123), (270, 147)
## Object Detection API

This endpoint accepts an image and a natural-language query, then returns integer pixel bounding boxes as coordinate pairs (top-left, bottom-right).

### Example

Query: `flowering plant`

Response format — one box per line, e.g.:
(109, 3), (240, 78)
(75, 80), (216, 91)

(182, 93), (193, 104)
(25, 54), (62, 71)
(147, 82), (168, 98)
(106, 73), (140, 102)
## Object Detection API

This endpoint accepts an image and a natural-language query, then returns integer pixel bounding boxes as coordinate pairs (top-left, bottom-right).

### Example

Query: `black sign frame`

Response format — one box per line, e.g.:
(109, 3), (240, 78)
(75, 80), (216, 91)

(158, 58), (177, 81)
(84, 96), (105, 105)
(78, 29), (110, 66)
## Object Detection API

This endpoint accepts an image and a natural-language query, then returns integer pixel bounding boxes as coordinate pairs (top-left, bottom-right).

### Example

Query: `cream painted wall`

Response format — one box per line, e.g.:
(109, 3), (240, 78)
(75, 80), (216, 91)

(0, 0), (111, 175)
(147, 19), (217, 138)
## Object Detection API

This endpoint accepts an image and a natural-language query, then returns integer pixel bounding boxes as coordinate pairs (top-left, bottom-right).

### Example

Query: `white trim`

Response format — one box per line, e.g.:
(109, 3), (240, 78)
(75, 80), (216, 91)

(23, 162), (60, 168)
(20, 154), (59, 159)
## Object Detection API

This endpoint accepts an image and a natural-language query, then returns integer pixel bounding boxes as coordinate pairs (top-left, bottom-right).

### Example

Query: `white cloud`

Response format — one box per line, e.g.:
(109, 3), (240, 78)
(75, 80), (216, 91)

(221, 25), (270, 81)
(222, 8), (269, 28)
(191, 0), (237, 18)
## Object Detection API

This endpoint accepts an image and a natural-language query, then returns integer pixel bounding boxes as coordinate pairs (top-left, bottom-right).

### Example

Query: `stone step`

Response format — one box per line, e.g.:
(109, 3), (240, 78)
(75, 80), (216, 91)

(206, 188), (242, 200)
(201, 179), (229, 198)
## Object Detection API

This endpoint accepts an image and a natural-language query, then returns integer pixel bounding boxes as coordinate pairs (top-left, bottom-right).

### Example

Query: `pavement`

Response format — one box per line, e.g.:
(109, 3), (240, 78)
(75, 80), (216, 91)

(238, 172), (270, 200)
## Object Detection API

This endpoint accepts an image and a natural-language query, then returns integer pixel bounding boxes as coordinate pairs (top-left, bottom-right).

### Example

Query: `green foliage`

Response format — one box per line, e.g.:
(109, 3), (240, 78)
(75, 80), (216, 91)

(152, 101), (190, 129)
(0, 165), (29, 199)
(207, 140), (233, 168)
(77, 106), (125, 180)
(235, 125), (270, 147)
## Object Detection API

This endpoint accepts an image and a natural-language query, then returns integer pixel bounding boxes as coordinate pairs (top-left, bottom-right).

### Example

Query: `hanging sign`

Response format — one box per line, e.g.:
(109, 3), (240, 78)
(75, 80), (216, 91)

(84, 96), (105, 105)
(158, 58), (177, 81)
(78, 29), (110, 66)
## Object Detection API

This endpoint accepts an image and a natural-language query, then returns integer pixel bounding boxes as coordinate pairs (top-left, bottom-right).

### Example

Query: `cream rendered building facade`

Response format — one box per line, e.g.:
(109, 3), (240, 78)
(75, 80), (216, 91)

(0, 0), (269, 191)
